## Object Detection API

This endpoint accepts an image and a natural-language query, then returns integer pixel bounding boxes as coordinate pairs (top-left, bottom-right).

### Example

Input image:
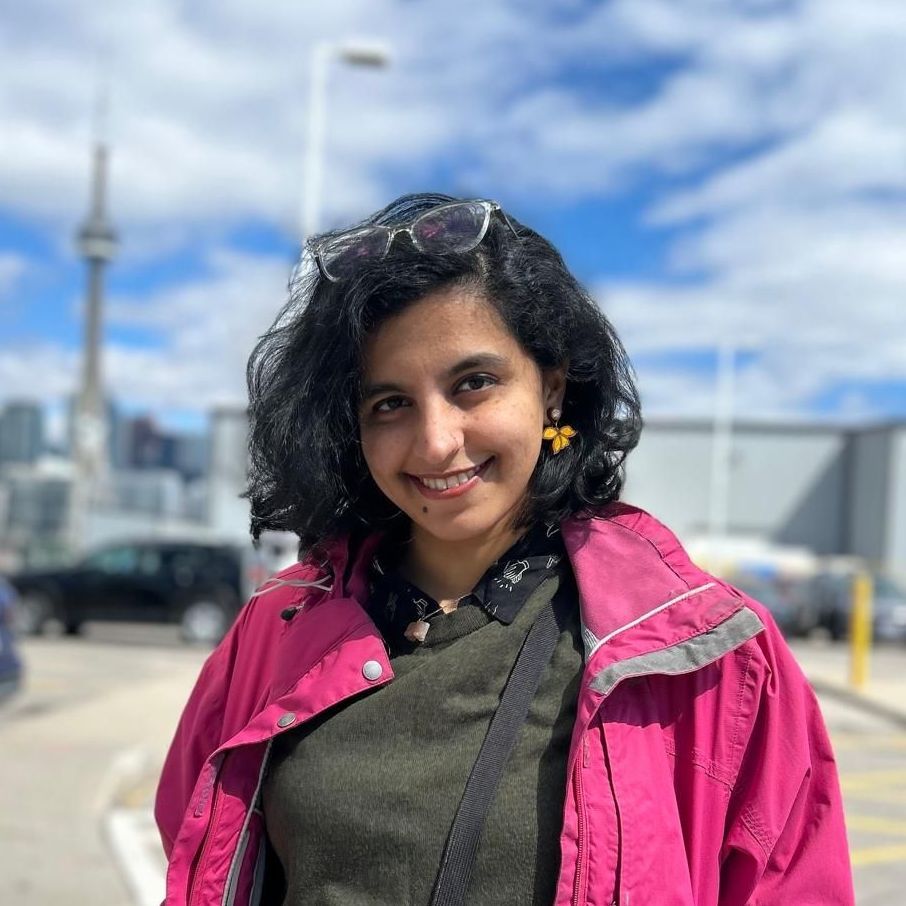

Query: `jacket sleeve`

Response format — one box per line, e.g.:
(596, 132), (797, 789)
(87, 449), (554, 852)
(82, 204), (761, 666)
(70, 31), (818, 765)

(153, 609), (246, 858)
(718, 618), (854, 905)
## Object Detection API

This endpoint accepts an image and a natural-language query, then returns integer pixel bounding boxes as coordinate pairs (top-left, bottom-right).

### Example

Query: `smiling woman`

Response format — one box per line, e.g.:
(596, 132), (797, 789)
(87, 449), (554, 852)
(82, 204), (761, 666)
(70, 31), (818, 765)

(155, 193), (854, 906)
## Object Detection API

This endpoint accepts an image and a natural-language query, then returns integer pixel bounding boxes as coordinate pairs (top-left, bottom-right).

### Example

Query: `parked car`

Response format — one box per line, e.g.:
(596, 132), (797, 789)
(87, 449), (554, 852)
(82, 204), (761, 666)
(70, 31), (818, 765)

(0, 577), (24, 700)
(728, 573), (803, 637)
(9, 540), (248, 645)
(811, 570), (906, 643)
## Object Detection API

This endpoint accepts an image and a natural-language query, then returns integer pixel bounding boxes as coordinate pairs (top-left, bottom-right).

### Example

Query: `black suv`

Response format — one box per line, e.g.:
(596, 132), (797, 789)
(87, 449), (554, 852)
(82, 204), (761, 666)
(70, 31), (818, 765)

(11, 541), (246, 645)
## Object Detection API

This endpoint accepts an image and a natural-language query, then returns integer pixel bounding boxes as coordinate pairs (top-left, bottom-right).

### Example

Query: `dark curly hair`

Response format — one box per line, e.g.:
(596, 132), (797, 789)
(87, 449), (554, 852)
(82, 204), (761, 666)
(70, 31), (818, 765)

(246, 192), (642, 552)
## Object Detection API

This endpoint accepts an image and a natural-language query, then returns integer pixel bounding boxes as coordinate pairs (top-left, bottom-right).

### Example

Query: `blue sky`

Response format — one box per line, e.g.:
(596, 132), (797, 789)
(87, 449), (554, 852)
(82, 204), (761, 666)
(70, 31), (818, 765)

(1, 0), (905, 439)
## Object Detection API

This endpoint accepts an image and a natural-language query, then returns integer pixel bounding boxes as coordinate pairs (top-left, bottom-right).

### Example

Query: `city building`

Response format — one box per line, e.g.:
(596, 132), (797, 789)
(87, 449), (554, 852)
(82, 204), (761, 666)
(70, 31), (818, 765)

(0, 456), (73, 566)
(0, 401), (44, 465)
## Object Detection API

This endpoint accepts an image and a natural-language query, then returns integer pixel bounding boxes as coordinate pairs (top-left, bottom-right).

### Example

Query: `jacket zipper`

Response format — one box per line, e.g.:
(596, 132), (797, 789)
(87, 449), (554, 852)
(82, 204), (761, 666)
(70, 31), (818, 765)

(189, 763), (225, 905)
(571, 736), (589, 906)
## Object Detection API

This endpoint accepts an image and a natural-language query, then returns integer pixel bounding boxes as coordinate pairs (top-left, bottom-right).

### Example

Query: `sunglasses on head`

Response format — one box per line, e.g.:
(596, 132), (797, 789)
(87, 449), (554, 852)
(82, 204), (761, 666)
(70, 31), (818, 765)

(309, 199), (519, 283)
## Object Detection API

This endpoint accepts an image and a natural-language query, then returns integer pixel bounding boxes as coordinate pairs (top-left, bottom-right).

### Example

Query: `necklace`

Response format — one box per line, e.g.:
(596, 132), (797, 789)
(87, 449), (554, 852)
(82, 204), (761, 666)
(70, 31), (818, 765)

(403, 593), (470, 644)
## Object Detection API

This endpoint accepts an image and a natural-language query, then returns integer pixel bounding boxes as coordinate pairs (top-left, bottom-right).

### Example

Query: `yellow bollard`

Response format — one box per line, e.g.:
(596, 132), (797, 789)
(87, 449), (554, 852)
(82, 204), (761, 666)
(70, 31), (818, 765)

(849, 573), (873, 690)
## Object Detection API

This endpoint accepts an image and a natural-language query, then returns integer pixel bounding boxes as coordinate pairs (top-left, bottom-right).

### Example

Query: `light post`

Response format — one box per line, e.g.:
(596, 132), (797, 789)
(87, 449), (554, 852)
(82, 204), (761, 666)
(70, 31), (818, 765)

(301, 40), (391, 242)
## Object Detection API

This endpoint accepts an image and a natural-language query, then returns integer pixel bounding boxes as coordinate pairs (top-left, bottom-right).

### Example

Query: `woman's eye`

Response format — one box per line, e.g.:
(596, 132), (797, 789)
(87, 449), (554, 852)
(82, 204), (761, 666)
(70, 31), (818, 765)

(458, 374), (496, 393)
(374, 396), (407, 413)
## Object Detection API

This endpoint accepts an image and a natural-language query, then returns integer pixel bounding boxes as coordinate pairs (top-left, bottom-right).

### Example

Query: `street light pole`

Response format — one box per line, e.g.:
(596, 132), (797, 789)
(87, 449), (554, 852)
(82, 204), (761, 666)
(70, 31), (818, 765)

(301, 40), (391, 242)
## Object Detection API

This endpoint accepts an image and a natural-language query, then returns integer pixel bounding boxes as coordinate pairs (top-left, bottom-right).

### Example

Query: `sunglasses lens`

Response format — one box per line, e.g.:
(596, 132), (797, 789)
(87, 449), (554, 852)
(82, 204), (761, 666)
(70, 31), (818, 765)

(318, 228), (391, 281)
(411, 201), (489, 254)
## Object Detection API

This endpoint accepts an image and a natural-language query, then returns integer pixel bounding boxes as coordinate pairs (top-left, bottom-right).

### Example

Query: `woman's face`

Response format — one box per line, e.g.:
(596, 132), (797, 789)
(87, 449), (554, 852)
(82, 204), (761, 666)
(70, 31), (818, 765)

(358, 286), (565, 545)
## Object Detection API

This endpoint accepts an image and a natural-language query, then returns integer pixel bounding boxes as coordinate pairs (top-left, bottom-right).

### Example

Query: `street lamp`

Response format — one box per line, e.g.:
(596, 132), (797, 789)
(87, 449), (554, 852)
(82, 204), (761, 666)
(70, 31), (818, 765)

(301, 40), (391, 242)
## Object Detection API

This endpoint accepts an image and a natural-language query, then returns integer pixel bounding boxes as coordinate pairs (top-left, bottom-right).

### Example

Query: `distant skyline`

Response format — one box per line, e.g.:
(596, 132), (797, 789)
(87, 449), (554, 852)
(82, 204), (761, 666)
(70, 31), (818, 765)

(2, 1), (905, 428)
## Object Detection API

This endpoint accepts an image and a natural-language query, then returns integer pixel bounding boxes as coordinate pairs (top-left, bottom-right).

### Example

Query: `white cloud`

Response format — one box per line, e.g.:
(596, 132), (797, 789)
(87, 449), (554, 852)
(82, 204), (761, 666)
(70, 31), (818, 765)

(1, 0), (905, 422)
(0, 253), (28, 300)
(103, 247), (292, 409)
(0, 342), (79, 400)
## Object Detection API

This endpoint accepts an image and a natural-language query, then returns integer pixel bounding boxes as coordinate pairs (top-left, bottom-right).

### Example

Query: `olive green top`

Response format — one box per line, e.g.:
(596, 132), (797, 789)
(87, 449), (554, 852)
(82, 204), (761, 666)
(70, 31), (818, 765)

(262, 564), (584, 905)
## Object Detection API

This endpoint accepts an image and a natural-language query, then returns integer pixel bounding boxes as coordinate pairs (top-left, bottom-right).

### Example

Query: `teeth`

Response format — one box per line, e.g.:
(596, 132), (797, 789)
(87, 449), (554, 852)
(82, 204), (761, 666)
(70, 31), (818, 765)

(419, 461), (484, 491)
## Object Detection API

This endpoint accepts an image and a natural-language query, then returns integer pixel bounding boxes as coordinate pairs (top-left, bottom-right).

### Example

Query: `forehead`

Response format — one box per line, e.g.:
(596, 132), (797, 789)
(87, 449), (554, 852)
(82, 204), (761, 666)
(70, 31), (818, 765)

(362, 288), (526, 376)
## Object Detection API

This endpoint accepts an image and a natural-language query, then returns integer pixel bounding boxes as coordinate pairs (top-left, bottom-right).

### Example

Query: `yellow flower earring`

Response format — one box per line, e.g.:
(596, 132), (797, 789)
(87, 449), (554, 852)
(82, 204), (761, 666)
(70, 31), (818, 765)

(543, 407), (577, 454)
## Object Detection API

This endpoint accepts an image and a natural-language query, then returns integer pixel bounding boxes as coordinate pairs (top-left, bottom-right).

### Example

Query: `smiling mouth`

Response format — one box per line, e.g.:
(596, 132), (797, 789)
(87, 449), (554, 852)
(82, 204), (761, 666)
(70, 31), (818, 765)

(410, 457), (494, 492)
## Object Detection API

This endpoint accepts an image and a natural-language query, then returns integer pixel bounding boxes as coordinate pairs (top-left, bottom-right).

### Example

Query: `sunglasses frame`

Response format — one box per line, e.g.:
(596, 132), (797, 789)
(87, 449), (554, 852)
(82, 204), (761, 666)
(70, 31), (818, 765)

(310, 199), (519, 282)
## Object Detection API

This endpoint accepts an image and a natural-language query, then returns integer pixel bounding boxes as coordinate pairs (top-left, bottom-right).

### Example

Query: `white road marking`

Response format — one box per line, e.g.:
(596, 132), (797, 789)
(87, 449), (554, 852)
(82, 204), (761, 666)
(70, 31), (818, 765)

(104, 808), (166, 906)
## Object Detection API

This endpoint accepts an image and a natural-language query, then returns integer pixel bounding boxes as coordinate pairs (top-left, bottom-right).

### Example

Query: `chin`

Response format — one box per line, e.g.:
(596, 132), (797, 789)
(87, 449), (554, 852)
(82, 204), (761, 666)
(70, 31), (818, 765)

(409, 505), (517, 545)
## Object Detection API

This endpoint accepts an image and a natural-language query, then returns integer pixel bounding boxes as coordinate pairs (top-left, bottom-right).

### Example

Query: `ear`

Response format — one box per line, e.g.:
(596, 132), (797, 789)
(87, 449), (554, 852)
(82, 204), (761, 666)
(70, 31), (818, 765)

(541, 364), (568, 414)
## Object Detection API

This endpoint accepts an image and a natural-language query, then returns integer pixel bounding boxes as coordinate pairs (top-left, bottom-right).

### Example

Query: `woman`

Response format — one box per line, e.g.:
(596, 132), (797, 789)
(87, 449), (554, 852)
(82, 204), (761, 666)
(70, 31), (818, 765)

(155, 194), (853, 905)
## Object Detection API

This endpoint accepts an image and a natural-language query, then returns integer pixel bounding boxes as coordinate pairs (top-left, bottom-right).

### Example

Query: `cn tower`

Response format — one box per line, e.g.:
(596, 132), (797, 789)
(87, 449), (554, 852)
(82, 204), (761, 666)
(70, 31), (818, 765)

(69, 100), (117, 553)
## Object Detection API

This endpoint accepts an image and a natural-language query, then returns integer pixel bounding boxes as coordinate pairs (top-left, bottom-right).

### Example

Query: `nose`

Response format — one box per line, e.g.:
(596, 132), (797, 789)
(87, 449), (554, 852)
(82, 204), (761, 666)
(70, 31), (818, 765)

(413, 396), (464, 466)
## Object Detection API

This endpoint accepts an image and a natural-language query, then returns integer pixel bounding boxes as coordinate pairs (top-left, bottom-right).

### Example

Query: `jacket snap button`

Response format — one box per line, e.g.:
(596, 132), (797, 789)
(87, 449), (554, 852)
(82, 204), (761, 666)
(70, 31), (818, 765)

(362, 660), (383, 681)
(277, 712), (296, 728)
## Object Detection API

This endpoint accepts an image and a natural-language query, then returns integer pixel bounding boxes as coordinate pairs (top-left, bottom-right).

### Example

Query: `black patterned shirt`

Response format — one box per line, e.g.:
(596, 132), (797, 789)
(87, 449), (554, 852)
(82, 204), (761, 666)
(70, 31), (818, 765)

(366, 520), (566, 656)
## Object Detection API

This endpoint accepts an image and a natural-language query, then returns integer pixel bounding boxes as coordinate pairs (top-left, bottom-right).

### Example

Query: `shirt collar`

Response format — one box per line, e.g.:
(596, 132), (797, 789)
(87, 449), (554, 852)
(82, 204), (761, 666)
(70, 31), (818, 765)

(366, 521), (565, 648)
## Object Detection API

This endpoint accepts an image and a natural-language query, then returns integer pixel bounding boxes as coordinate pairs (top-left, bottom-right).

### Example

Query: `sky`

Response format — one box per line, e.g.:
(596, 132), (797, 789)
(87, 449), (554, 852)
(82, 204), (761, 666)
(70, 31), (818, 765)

(1, 0), (905, 439)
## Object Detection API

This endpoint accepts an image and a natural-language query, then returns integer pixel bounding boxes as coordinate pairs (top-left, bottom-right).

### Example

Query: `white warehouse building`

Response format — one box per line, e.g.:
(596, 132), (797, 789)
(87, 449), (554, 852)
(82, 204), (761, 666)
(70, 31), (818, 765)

(625, 419), (906, 574)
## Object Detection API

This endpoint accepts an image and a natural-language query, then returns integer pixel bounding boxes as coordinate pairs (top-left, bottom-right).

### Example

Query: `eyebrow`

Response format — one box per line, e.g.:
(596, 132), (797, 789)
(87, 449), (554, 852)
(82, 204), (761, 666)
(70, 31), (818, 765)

(361, 352), (510, 401)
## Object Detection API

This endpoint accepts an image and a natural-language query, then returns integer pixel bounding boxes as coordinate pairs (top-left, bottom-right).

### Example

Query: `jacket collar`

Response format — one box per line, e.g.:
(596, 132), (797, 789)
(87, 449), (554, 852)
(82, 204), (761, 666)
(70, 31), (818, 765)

(317, 502), (762, 668)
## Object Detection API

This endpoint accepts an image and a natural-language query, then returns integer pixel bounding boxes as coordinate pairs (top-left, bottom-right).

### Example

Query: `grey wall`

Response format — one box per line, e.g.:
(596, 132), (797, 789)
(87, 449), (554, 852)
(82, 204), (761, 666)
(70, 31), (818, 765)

(886, 428), (906, 570)
(624, 421), (848, 554)
(846, 428), (891, 565)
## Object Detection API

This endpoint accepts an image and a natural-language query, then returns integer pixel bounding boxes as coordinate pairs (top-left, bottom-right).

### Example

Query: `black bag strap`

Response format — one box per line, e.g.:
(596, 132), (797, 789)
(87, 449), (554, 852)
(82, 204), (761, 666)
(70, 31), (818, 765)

(429, 597), (563, 906)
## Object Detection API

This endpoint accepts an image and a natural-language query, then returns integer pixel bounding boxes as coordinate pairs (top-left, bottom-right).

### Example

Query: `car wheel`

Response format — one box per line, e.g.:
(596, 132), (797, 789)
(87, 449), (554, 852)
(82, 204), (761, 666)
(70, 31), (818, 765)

(180, 599), (229, 646)
(16, 592), (53, 636)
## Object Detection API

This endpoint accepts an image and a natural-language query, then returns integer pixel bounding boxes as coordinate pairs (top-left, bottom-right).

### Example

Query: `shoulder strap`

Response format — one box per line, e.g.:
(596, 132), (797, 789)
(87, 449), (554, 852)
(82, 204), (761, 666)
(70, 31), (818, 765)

(429, 597), (563, 906)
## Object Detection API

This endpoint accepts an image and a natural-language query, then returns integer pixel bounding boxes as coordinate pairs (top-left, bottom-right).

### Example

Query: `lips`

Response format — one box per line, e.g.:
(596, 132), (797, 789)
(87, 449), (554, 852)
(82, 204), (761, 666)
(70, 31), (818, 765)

(408, 457), (493, 499)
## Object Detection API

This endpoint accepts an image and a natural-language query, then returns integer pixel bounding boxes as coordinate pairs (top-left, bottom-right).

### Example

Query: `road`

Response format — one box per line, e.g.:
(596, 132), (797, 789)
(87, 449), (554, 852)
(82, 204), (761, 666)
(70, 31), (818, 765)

(0, 625), (205, 906)
(817, 692), (906, 905)
(1, 625), (904, 904)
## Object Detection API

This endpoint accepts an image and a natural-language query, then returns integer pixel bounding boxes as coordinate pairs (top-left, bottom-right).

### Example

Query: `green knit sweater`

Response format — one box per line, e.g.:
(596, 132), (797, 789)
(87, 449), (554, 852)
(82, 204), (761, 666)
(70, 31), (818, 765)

(262, 567), (583, 905)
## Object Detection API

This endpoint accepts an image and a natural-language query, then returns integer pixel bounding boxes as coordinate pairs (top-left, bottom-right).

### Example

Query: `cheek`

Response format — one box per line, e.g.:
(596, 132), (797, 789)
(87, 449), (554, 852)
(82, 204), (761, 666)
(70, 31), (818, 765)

(360, 426), (404, 487)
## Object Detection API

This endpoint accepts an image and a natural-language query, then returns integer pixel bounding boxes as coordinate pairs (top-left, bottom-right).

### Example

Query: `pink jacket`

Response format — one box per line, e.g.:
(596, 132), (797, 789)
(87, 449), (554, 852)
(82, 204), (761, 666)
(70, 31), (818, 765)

(155, 504), (854, 905)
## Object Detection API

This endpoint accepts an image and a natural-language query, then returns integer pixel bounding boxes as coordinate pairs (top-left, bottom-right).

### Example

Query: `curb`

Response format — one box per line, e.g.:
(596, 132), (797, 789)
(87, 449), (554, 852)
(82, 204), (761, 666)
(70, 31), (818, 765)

(807, 674), (906, 731)
(97, 748), (167, 906)
(104, 808), (166, 906)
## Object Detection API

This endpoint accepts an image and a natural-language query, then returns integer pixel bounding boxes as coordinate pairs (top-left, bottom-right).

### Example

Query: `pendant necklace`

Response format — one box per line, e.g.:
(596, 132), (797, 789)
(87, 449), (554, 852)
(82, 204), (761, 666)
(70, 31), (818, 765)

(403, 593), (469, 644)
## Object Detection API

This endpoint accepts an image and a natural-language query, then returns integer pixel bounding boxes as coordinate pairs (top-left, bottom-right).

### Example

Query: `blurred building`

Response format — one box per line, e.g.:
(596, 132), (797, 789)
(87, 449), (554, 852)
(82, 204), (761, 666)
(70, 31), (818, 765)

(173, 433), (209, 481)
(108, 468), (186, 517)
(206, 405), (299, 572)
(0, 400), (44, 465)
(111, 413), (207, 480)
(207, 406), (252, 541)
(625, 418), (906, 574)
(0, 456), (73, 566)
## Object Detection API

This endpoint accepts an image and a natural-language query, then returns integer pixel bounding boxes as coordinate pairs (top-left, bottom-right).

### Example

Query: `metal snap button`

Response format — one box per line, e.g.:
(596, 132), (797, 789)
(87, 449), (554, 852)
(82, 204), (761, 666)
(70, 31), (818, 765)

(277, 712), (296, 728)
(362, 660), (383, 681)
